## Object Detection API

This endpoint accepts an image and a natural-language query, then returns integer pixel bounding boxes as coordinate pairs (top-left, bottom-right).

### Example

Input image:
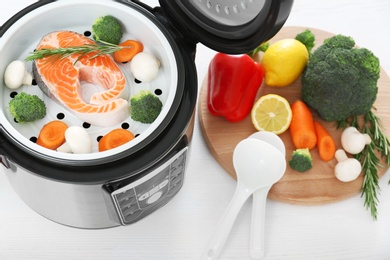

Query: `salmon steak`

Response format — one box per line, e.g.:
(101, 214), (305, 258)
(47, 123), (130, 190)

(32, 31), (129, 127)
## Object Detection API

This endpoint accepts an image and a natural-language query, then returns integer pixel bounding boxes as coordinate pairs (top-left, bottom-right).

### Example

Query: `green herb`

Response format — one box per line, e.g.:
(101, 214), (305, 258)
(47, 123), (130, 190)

(337, 110), (390, 220)
(25, 41), (129, 64)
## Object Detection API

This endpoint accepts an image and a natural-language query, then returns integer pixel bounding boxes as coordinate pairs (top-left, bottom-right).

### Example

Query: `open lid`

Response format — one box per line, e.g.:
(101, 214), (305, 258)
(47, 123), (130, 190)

(159, 0), (294, 54)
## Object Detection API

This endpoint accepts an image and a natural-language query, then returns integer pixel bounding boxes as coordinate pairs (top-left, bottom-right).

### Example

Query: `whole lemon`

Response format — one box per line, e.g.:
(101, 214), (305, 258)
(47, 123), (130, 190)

(262, 39), (309, 87)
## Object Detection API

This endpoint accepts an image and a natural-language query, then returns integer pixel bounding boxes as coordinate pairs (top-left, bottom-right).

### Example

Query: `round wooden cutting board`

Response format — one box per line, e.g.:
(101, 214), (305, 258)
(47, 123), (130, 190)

(198, 26), (390, 205)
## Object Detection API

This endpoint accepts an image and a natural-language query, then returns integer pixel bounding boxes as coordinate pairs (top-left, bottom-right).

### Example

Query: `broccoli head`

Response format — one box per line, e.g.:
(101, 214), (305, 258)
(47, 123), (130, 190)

(9, 92), (46, 123)
(301, 34), (380, 122)
(295, 29), (315, 53)
(130, 90), (163, 124)
(289, 148), (313, 172)
(92, 15), (123, 45)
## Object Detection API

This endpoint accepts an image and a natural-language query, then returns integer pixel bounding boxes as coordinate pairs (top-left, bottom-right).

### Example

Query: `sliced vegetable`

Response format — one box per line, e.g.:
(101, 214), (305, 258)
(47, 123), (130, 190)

(114, 40), (143, 63)
(289, 100), (317, 150)
(4, 60), (33, 89)
(99, 128), (135, 152)
(207, 53), (265, 122)
(313, 120), (336, 161)
(251, 94), (292, 134)
(36, 120), (68, 150)
(334, 149), (362, 182)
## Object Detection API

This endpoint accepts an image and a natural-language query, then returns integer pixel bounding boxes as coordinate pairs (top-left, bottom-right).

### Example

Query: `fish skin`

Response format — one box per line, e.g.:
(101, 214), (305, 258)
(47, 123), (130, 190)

(32, 31), (129, 127)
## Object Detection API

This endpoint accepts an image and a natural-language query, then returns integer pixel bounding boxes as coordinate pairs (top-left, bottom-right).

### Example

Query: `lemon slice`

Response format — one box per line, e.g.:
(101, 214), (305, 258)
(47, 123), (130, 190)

(251, 94), (292, 134)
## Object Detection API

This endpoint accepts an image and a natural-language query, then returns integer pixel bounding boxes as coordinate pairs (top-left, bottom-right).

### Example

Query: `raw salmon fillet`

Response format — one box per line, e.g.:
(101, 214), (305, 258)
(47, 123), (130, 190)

(32, 31), (129, 127)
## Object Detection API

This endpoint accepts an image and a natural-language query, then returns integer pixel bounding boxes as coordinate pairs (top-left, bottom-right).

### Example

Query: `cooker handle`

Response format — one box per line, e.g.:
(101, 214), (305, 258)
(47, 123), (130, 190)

(0, 155), (10, 169)
(0, 126), (19, 171)
(126, 0), (155, 12)
(0, 131), (10, 169)
(0, 0), (56, 37)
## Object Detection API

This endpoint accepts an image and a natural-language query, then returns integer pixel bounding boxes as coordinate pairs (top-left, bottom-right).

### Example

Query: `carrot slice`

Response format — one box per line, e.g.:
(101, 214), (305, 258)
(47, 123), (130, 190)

(36, 120), (68, 150)
(113, 40), (144, 63)
(289, 100), (317, 150)
(313, 120), (336, 161)
(99, 128), (135, 152)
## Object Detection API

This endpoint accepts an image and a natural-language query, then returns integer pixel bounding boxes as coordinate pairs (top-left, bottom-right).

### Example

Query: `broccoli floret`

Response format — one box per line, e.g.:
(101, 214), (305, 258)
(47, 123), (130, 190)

(323, 34), (355, 49)
(92, 15), (123, 45)
(9, 92), (46, 123)
(301, 34), (380, 122)
(130, 90), (163, 124)
(295, 29), (315, 53)
(247, 41), (270, 56)
(289, 148), (313, 172)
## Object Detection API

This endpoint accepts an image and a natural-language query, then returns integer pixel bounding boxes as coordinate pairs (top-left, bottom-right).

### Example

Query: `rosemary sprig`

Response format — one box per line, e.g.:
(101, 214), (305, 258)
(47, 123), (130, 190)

(25, 41), (128, 64)
(337, 111), (390, 220)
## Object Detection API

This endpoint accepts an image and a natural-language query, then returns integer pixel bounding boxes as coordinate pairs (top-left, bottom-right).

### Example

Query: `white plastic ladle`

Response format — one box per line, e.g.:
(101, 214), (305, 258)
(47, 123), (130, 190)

(202, 138), (286, 260)
(248, 132), (286, 259)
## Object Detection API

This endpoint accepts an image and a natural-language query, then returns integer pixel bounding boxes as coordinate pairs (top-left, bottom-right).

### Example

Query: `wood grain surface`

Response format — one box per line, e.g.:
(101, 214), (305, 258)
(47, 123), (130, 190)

(198, 26), (390, 205)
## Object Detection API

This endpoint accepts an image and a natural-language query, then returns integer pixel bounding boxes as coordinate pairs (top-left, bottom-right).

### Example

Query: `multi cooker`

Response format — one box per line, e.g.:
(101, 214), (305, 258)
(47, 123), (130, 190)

(0, 0), (293, 228)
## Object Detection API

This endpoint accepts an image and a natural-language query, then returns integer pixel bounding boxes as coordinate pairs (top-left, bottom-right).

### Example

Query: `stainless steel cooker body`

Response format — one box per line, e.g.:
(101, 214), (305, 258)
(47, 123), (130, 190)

(0, 0), (293, 228)
(0, 0), (198, 229)
(2, 117), (195, 228)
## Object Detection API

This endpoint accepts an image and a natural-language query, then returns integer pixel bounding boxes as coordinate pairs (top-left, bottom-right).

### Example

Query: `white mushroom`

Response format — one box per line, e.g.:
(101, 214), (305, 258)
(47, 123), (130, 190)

(341, 126), (371, 154)
(334, 149), (362, 182)
(57, 126), (92, 154)
(4, 60), (33, 89)
(130, 52), (160, 82)
(57, 142), (72, 153)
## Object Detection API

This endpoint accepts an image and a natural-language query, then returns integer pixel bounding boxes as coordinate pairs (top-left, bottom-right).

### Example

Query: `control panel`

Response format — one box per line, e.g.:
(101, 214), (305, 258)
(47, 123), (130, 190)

(107, 147), (188, 225)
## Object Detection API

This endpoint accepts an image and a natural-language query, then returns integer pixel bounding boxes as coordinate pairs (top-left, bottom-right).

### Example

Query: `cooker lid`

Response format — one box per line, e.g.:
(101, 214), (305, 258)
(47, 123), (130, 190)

(159, 0), (294, 54)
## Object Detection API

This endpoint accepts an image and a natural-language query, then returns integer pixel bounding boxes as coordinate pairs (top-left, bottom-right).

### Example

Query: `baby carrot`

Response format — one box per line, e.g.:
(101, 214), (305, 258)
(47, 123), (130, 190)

(36, 120), (68, 150)
(113, 40), (144, 63)
(313, 120), (336, 161)
(289, 100), (317, 150)
(99, 128), (135, 152)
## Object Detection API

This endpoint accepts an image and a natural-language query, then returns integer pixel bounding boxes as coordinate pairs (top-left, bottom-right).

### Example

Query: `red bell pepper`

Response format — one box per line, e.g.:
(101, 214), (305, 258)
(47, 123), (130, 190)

(207, 53), (265, 122)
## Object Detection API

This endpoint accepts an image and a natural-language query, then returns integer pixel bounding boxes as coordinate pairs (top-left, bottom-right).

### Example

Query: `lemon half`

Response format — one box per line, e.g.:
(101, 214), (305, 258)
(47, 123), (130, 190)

(251, 94), (292, 134)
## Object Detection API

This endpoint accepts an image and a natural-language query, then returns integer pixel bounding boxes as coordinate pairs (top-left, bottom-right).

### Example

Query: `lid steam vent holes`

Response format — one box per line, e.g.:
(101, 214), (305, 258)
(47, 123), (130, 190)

(191, 0), (264, 26)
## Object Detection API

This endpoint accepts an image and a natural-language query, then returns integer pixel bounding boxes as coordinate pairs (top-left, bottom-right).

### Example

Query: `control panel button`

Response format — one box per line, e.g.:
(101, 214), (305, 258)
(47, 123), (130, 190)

(160, 180), (169, 189)
(149, 185), (160, 195)
(147, 191), (163, 204)
(139, 192), (149, 201)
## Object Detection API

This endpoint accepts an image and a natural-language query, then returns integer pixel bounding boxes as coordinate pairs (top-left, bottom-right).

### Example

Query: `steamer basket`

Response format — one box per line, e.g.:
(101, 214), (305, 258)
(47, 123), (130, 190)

(0, 0), (182, 165)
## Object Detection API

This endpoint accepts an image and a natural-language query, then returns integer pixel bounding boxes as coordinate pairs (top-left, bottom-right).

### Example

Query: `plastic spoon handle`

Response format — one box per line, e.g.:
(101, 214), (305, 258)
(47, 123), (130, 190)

(202, 183), (252, 260)
(250, 186), (272, 259)
(247, 131), (286, 258)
